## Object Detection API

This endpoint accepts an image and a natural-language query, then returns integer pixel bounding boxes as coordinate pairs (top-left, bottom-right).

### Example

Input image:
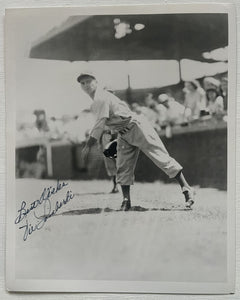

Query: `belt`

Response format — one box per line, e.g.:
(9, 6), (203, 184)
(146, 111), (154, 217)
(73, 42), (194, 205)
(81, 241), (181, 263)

(119, 126), (131, 135)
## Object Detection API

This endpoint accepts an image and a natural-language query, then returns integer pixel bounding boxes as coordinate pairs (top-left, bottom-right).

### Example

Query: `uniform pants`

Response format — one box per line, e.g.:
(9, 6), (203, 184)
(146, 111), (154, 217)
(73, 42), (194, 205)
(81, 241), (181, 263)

(116, 116), (182, 185)
(101, 132), (117, 177)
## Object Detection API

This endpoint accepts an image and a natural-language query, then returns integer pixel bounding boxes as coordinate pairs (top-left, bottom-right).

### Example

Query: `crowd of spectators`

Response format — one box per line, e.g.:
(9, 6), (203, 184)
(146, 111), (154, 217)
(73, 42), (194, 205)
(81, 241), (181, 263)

(16, 109), (95, 143)
(16, 75), (228, 144)
(131, 75), (228, 134)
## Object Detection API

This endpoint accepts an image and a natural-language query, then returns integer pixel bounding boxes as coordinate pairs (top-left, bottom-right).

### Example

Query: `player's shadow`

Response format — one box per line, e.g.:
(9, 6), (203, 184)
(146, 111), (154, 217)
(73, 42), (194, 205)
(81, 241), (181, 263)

(157, 207), (192, 211)
(74, 192), (107, 196)
(60, 206), (191, 216)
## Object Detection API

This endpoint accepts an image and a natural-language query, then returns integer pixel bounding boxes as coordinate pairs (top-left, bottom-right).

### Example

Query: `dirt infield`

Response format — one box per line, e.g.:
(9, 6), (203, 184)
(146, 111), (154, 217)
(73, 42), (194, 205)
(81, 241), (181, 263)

(15, 179), (227, 282)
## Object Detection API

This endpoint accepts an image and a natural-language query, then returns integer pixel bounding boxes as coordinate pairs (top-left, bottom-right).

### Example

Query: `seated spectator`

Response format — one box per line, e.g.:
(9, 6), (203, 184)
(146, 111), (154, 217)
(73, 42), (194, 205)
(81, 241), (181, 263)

(141, 93), (161, 131)
(183, 80), (206, 120)
(158, 93), (185, 126)
(220, 77), (228, 111)
(16, 114), (41, 141)
(144, 93), (155, 106)
(33, 110), (49, 133)
(131, 102), (143, 115)
(48, 116), (65, 140)
(156, 94), (168, 126)
(203, 77), (221, 91)
(206, 88), (224, 117)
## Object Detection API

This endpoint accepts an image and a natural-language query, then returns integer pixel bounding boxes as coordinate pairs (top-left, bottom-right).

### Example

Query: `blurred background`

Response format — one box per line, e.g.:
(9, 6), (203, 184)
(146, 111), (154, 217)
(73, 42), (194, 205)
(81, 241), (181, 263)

(15, 13), (228, 190)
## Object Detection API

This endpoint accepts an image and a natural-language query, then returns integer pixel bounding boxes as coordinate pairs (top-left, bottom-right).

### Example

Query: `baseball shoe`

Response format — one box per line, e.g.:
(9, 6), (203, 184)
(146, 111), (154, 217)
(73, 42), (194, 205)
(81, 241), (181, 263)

(182, 186), (195, 209)
(120, 198), (131, 211)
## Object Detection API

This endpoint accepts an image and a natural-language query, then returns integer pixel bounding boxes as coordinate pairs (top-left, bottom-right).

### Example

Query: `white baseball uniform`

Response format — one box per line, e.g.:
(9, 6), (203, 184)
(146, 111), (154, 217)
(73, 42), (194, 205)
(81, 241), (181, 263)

(90, 87), (182, 185)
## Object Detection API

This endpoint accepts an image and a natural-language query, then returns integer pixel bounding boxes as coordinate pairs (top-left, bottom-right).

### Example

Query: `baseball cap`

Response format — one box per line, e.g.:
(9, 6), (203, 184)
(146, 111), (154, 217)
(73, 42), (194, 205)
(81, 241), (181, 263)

(158, 94), (169, 104)
(203, 77), (220, 87)
(206, 87), (218, 93)
(77, 71), (96, 82)
(190, 79), (200, 89)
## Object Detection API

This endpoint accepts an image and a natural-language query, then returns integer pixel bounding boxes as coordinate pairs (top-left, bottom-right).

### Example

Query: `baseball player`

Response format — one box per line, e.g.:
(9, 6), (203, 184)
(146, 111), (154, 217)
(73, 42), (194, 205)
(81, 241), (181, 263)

(78, 71), (195, 211)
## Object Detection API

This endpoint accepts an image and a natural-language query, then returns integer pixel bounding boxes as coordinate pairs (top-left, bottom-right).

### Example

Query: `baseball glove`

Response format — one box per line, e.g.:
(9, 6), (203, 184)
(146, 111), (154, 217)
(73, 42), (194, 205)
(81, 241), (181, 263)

(103, 139), (117, 158)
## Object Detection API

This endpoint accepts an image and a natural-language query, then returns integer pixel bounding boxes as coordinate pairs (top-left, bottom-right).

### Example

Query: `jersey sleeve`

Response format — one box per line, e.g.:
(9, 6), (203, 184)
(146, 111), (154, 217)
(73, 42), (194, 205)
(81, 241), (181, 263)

(94, 97), (110, 120)
(90, 96), (110, 142)
(90, 118), (107, 142)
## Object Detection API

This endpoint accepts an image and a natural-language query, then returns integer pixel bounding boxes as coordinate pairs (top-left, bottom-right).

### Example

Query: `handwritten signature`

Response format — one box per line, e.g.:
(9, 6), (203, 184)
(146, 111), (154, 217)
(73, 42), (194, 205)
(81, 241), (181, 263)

(15, 180), (74, 241)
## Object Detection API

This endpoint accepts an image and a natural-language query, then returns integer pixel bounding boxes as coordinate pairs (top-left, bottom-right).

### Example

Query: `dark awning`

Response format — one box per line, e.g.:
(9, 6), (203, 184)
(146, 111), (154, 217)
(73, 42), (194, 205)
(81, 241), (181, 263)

(30, 14), (228, 62)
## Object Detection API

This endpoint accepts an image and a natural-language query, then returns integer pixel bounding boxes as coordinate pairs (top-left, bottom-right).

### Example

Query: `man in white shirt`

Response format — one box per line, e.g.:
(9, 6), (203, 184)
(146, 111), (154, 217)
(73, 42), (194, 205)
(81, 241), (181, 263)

(183, 81), (207, 120)
(77, 71), (194, 210)
(158, 94), (185, 125)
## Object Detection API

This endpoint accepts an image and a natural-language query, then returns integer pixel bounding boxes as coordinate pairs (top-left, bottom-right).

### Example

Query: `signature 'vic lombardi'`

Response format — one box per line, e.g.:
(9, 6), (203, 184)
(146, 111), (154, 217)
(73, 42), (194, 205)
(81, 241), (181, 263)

(15, 180), (74, 241)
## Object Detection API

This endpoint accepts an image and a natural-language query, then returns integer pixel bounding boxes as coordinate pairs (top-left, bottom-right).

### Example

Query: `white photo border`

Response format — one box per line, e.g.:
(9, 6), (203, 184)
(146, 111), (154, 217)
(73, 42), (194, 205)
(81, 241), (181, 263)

(5, 2), (236, 294)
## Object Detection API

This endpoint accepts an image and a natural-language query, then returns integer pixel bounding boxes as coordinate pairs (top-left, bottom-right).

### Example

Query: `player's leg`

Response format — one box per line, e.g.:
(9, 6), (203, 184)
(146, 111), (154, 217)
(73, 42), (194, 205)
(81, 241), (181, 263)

(175, 171), (194, 208)
(116, 136), (140, 210)
(111, 174), (118, 193)
(126, 118), (194, 207)
(120, 185), (131, 210)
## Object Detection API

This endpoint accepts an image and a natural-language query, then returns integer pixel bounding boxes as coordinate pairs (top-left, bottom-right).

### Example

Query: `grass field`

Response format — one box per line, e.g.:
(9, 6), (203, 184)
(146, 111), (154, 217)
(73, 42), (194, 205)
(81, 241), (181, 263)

(15, 179), (227, 283)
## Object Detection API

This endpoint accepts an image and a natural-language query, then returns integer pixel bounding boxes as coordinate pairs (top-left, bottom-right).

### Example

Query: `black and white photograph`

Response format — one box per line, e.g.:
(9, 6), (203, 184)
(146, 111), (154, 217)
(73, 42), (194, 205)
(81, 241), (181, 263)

(5, 3), (236, 294)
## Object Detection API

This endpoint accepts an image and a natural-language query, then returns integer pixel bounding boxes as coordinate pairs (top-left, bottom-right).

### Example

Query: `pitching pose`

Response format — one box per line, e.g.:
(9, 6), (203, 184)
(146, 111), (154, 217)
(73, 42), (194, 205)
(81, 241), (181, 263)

(78, 71), (194, 211)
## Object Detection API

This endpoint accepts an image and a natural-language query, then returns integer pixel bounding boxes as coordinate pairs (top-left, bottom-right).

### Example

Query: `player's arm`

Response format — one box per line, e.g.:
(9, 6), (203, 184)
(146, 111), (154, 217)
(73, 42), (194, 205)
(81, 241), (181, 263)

(89, 117), (108, 143)
(82, 95), (110, 161)
(82, 118), (107, 161)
